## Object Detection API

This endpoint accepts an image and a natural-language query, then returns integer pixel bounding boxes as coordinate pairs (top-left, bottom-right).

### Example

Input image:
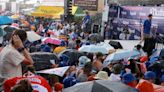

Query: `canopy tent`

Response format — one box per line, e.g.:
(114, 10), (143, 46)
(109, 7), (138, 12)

(31, 6), (64, 19)
(72, 6), (85, 16)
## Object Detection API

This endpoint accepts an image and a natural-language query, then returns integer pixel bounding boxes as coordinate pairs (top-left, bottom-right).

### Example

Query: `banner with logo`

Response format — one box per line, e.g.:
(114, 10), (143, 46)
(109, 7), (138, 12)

(74, 0), (98, 11)
(108, 6), (164, 40)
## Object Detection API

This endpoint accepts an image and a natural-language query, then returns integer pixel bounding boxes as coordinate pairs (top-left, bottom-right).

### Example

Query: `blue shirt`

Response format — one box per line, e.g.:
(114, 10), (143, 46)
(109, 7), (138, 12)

(143, 19), (152, 34)
(83, 15), (92, 25)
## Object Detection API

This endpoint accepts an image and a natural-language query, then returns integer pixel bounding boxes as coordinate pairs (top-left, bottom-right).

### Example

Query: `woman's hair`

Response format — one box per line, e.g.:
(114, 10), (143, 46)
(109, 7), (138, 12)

(12, 29), (27, 42)
(12, 79), (34, 92)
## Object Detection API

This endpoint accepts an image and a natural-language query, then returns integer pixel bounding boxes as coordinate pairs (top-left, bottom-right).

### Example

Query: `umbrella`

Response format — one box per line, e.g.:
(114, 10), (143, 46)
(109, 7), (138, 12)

(103, 50), (140, 66)
(58, 49), (86, 66)
(30, 52), (59, 71)
(79, 45), (109, 54)
(42, 37), (61, 45)
(63, 80), (138, 92)
(26, 31), (41, 42)
(0, 28), (6, 37)
(36, 66), (70, 77)
(97, 42), (115, 51)
(10, 14), (20, 19)
(0, 16), (13, 25)
(89, 33), (104, 43)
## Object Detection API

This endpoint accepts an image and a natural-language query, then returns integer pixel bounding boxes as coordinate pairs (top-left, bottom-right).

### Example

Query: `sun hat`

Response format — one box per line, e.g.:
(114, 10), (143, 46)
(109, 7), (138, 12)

(122, 73), (136, 84)
(78, 56), (91, 67)
(144, 71), (156, 80)
(94, 71), (109, 80)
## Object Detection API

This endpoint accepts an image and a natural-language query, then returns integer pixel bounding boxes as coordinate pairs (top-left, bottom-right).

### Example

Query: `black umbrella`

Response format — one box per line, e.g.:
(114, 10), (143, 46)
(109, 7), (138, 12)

(89, 33), (104, 43)
(63, 80), (138, 92)
(30, 52), (59, 71)
(3, 26), (17, 41)
(58, 49), (86, 66)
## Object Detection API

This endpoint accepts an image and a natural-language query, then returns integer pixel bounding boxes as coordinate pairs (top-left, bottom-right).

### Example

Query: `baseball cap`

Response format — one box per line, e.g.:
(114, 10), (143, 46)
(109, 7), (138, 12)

(144, 71), (156, 80)
(122, 73), (136, 84)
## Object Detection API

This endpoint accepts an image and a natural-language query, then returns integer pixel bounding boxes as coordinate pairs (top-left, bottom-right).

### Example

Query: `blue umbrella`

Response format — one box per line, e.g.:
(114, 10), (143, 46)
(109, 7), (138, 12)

(0, 16), (13, 25)
(103, 50), (140, 66)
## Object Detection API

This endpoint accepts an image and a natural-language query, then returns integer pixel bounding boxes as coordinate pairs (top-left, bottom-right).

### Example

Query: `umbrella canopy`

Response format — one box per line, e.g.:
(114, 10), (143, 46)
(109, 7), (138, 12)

(79, 45), (109, 54)
(3, 26), (18, 41)
(26, 31), (41, 42)
(103, 50), (140, 66)
(97, 42), (115, 51)
(0, 16), (13, 25)
(36, 66), (70, 77)
(58, 49), (86, 66)
(42, 37), (61, 45)
(89, 33), (104, 43)
(10, 14), (20, 20)
(63, 80), (138, 92)
(30, 52), (59, 71)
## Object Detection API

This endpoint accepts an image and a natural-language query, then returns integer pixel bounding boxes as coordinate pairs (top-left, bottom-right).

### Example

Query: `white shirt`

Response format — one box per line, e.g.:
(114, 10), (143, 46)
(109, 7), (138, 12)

(109, 73), (121, 82)
(0, 44), (24, 79)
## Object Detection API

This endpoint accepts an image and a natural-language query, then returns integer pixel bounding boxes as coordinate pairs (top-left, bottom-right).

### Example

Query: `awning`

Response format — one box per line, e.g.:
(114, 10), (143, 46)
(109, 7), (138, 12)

(31, 6), (64, 19)
(72, 6), (85, 16)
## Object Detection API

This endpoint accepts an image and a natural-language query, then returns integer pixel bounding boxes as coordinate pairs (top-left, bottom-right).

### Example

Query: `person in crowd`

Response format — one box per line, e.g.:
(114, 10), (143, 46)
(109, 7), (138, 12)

(94, 71), (109, 80)
(93, 52), (104, 71)
(0, 29), (33, 80)
(136, 71), (156, 92)
(10, 79), (33, 92)
(160, 75), (164, 86)
(75, 39), (81, 50)
(54, 40), (67, 54)
(132, 44), (147, 59)
(54, 82), (63, 92)
(77, 62), (92, 82)
(63, 76), (77, 88)
(0, 43), (3, 52)
(76, 56), (91, 77)
(82, 11), (92, 38)
(109, 64), (122, 82)
(142, 14), (156, 57)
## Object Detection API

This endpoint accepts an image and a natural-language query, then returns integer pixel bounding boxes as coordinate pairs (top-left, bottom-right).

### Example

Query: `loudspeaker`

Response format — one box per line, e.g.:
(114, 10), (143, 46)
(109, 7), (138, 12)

(109, 41), (123, 49)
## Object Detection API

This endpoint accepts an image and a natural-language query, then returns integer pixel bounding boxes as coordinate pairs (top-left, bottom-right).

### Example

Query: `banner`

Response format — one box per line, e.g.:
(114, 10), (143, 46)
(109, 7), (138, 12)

(107, 6), (164, 40)
(74, 0), (98, 11)
(39, 0), (64, 6)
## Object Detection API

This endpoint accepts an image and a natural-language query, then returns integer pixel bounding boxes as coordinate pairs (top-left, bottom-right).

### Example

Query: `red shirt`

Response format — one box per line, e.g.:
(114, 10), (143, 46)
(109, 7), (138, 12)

(4, 76), (52, 92)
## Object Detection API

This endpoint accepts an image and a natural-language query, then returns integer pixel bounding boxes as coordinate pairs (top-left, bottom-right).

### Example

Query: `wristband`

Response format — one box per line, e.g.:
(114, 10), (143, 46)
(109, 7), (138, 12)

(17, 47), (25, 52)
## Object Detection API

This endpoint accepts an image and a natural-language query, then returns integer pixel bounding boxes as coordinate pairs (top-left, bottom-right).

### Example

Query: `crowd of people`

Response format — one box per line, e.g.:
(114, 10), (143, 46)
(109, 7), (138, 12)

(0, 12), (163, 92)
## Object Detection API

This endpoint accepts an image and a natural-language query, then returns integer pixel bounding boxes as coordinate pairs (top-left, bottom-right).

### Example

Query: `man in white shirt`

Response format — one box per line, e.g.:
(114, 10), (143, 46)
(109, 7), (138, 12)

(0, 29), (33, 80)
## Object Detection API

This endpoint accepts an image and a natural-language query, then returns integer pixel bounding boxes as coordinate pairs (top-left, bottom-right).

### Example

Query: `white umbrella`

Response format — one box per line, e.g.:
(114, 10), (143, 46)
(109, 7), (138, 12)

(26, 31), (41, 42)
(36, 66), (70, 77)
(97, 42), (115, 51)
(78, 45), (109, 54)
(103, 49), (140, 66)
